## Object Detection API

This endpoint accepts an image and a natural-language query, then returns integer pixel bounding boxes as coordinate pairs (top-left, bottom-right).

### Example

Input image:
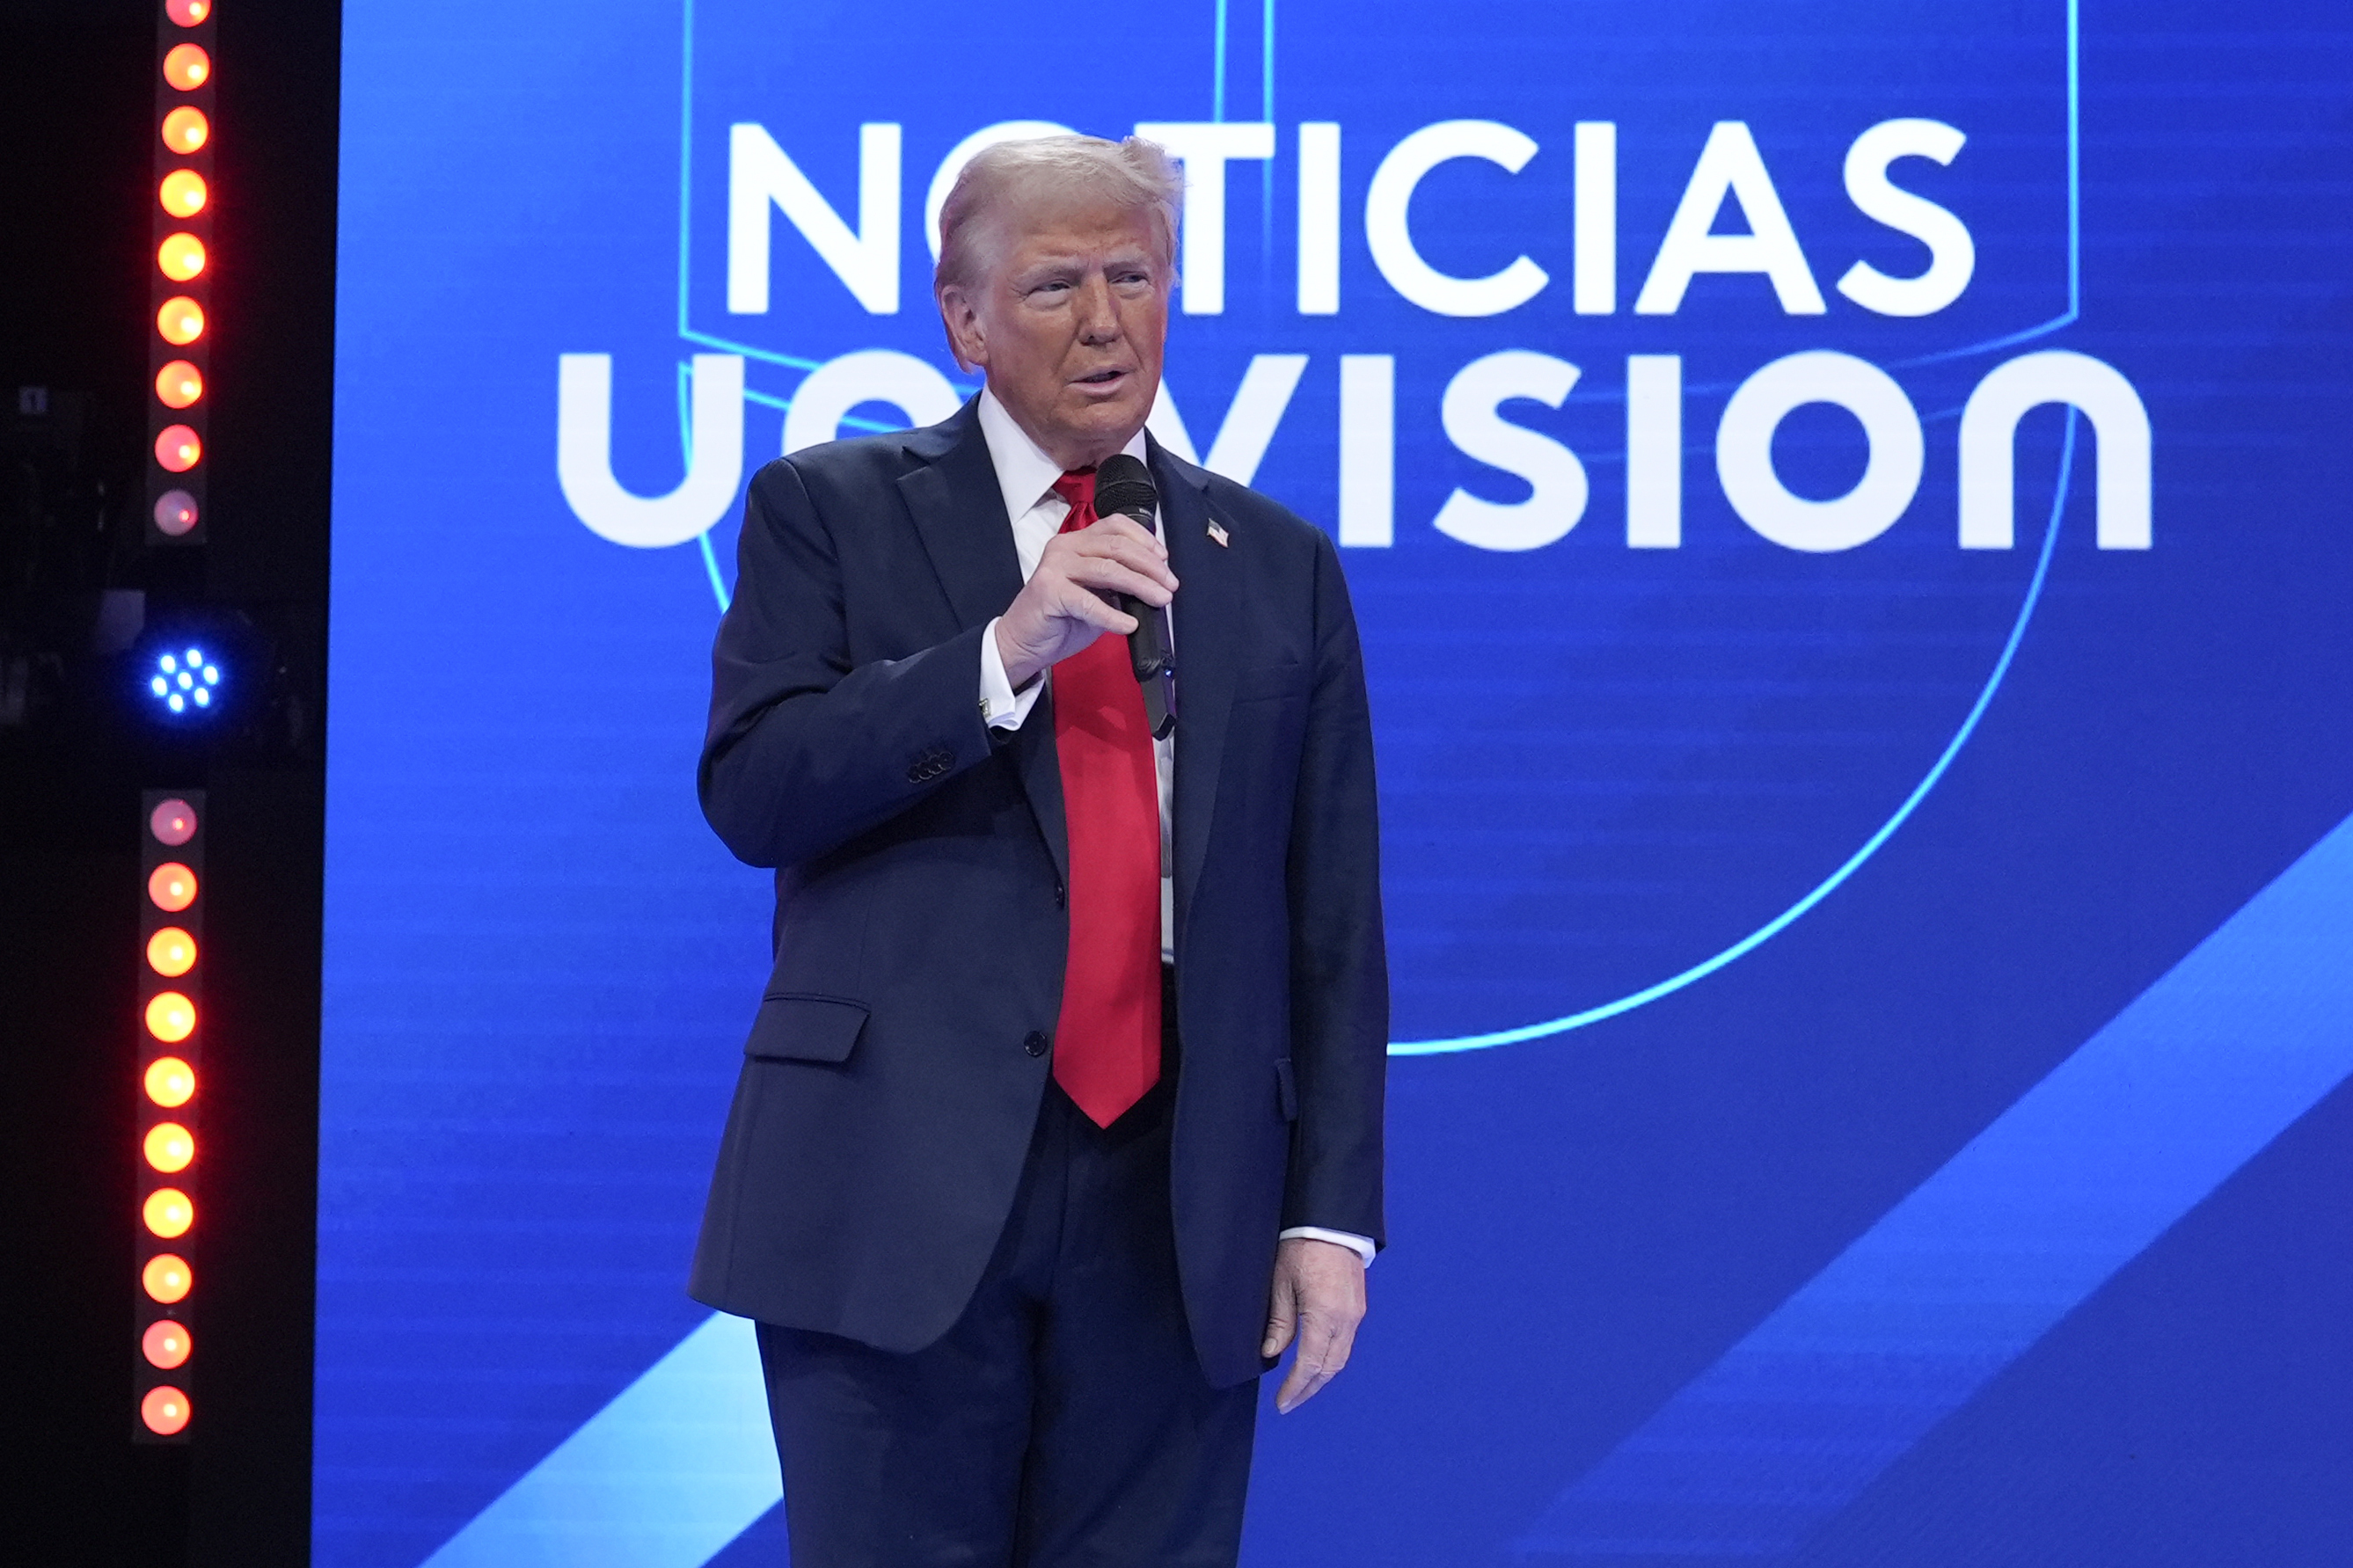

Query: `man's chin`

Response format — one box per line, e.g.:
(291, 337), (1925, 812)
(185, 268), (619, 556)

(1057, 400), (1151, 459)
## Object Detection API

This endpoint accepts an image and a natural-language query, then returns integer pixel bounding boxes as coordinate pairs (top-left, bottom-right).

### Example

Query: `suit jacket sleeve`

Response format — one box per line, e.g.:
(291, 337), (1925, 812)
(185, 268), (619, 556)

(700, 456), (995, 870)
(1282, 528), (1391, 1247)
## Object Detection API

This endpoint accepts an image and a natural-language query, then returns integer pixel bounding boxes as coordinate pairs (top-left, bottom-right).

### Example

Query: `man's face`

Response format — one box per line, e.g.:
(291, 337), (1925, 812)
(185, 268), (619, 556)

(941, 197), (1172, 471)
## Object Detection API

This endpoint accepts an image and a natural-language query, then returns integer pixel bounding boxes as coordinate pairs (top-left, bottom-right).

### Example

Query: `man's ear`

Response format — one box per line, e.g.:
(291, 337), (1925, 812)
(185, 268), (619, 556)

(938, 286), (985, 375)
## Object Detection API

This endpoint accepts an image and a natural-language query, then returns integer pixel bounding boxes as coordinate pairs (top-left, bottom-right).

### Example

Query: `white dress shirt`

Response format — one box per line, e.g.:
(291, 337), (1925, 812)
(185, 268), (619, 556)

(971, 390), (1374, 1268)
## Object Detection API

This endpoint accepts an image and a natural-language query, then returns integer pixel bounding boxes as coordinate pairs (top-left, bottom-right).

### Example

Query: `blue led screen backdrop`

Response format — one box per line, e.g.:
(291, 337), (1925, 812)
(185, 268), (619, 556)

(319, 4), (2353, 1564)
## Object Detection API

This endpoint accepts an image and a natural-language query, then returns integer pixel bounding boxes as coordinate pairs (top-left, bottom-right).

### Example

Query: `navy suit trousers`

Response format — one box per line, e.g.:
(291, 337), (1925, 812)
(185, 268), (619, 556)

(756, 981), (1260, 1567)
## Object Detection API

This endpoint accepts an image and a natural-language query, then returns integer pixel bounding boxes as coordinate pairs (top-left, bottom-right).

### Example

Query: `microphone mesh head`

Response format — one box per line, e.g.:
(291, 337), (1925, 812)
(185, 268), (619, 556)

(1094, 453), (1158, 521)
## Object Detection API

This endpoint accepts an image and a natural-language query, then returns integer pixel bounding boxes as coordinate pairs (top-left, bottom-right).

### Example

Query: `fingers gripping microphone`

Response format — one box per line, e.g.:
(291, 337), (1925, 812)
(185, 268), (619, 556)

(1093, 453), (1176, 739)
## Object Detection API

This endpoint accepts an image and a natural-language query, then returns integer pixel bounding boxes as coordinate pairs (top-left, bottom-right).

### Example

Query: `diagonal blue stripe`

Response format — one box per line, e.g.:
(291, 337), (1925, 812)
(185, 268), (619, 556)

(420, 808), (2353, 1568)
(1517, 809), (2353, 1560)
(416, 1314), (778, 1568)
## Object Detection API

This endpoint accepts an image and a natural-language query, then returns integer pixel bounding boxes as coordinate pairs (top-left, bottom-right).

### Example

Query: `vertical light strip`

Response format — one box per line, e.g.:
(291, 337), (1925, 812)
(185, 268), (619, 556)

(150, 0), (216, 546)
(136, 788), (206, 1441)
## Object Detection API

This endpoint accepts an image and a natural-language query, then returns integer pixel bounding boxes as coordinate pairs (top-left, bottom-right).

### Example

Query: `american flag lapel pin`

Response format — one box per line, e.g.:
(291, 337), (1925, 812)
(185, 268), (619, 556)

(1207, 519), (1231, 548)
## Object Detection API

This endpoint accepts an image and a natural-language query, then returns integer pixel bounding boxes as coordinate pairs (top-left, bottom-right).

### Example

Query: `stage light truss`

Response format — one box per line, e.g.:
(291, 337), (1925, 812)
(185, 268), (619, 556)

(150, 0), (216, 544)
(135, 791), (205, 1441)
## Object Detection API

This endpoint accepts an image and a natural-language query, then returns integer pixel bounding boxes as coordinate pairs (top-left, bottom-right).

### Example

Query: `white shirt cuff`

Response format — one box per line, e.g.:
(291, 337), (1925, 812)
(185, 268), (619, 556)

(978, 616), (1043, 730)
(1279, 1226), (1377, 1266)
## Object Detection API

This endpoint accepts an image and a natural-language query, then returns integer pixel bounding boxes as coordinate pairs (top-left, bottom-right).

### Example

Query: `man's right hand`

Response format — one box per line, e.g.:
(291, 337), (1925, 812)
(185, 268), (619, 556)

(994, 514), (1178, 691)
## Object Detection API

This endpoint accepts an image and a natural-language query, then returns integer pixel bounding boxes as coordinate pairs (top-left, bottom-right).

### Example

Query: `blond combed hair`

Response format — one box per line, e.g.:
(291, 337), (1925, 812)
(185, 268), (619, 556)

(933, 134), (1183, 298)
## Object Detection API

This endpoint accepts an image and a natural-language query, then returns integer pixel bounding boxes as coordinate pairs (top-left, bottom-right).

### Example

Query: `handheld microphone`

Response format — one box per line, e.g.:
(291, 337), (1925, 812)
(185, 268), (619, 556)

(1092, 453), (1176, 739)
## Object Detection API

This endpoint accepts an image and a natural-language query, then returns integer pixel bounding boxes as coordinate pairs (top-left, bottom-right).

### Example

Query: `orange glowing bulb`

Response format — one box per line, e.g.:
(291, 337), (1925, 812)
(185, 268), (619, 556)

(146, 991), (196, 1043)
(156, 361), (203, 409)
(145, 1122), (196, 1174)
(155, 425), (202, 472)
(159, 170), (208, 219)
(142, 1319), (193, 1369)
(142, 1253), (193, 1303)
(157, 297), (205, 346)
(146, 1056), (197, 1108)
(148, 926), (198, 977)
(158, 232), (206, 281)
(141, 1384), (192, 1436)
(143, 1187), (194, 1238)
(163, 43), (209, 91)
(161, 106), (209, 154)
(149, 862), (197, 911)
(167, 0), (210, 23)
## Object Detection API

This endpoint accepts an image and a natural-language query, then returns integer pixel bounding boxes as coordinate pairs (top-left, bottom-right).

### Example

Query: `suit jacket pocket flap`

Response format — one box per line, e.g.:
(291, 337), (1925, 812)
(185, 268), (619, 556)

(746, 994), (870, 1064)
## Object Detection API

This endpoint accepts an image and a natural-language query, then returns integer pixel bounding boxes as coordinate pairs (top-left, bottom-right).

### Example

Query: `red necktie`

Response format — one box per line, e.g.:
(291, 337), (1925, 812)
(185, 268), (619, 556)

(1047, 469), (1162, 1127)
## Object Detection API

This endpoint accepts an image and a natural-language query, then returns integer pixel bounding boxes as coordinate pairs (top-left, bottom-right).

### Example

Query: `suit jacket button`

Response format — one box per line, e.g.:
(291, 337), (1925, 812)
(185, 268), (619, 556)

(1023, 1030), (1049, 1058)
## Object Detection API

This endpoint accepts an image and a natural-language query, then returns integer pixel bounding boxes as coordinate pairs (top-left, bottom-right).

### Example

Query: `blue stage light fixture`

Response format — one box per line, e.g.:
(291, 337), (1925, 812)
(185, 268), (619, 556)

(146, 647), (223, 716)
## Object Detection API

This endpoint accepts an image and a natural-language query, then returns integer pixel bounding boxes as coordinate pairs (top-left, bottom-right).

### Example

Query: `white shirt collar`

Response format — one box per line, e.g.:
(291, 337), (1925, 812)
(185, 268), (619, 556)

(976, 386), (1149, 523)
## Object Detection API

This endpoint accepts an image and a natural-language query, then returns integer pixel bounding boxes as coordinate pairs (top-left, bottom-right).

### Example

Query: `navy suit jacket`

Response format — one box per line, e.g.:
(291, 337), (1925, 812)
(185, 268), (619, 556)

(688, 398), (1387, 1387)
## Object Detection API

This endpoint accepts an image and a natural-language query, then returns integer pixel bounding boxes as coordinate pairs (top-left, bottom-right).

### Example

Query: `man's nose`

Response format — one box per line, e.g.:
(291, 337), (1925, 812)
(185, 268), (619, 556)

(1073, 274), (1121, 342)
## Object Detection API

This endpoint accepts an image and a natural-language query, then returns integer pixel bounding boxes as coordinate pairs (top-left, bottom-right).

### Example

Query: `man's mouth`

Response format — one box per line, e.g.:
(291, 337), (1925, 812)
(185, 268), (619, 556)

(1075, 368), (1128, 386)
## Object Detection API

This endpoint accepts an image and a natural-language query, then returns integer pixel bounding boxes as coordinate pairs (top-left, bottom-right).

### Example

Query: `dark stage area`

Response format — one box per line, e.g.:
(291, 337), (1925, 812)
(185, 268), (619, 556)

(3, 1), (336, 1559)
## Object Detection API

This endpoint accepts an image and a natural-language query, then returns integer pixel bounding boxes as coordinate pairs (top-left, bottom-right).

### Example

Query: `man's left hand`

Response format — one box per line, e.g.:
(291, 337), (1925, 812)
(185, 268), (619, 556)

(1262, 1236), (1367, 1414)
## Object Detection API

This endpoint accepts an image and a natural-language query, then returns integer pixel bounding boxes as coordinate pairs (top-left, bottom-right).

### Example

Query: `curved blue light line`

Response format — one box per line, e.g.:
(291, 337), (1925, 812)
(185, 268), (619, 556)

(1262, 0), (1275, 123)
(1260, 0), (1276, 240)
(676, 0), (696, 338)
(1890, 0), (2079, 369)
(661, 0), (2093, 1038)
(681, 326), (829, 376)
(1391, 407), (2080, 1056)
(1389, 0), (2083, 1054)
(674, 358), (733, 610)
(1891, 310), (2074, 369)
(698, 532), (732, 612)
(1211, 0), (1227, 121)
(745, 383), (970, 433)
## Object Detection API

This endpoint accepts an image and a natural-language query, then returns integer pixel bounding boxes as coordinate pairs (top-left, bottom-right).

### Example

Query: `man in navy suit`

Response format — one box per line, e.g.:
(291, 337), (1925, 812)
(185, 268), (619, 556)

(691, 134), (1387, 1567)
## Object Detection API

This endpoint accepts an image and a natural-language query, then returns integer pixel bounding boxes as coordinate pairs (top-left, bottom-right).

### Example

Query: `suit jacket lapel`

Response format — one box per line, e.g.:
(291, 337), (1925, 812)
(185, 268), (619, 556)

(1152, 437), (1240, 952)
(895, 399), (1022, 629)
(895, 399), (1069, 886)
